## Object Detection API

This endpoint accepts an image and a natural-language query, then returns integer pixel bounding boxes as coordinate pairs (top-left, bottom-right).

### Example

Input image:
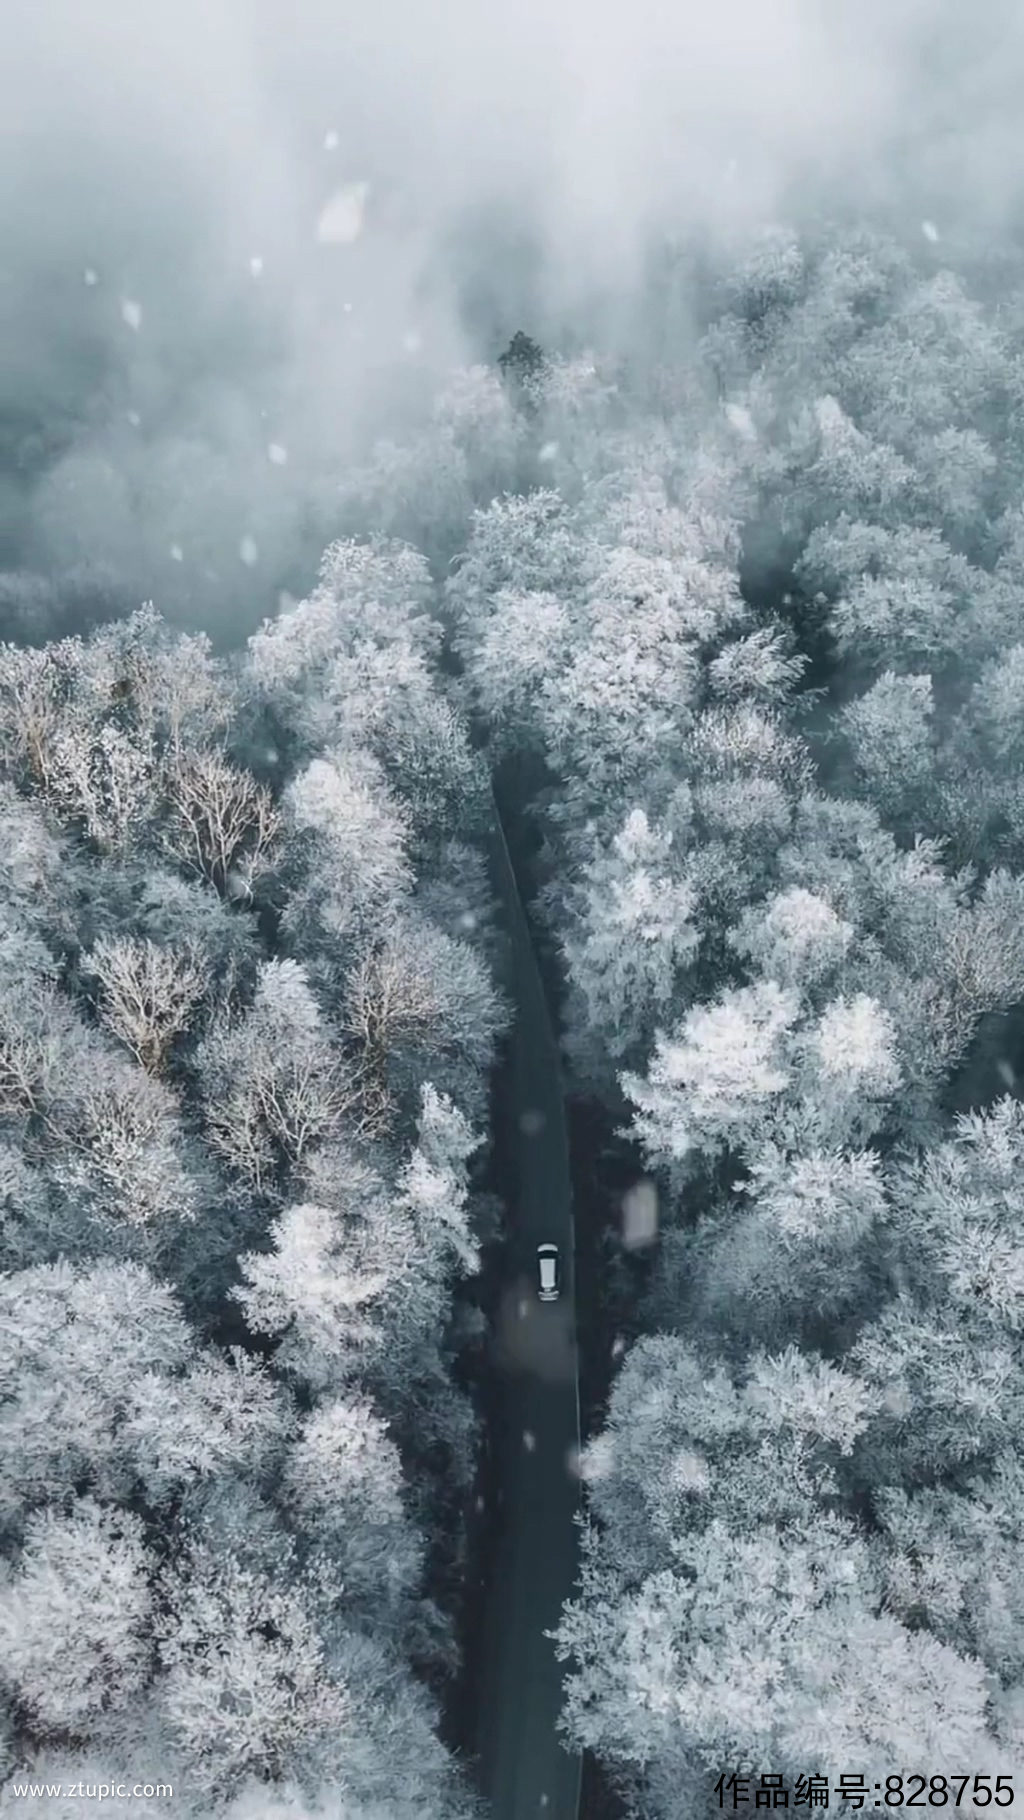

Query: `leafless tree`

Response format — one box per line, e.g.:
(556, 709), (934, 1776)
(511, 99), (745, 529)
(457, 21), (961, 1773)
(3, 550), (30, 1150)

(0, 997), (62, 1126)
(47, 1053), (201, 1227)
(343, 937), (438, 1079)
(82, 935), (210, 1075)
(47, 721), (162, 855)
(197, 1013), (372, 1196)
(164, 749), (282, 899)
(0, 642), (76, 792)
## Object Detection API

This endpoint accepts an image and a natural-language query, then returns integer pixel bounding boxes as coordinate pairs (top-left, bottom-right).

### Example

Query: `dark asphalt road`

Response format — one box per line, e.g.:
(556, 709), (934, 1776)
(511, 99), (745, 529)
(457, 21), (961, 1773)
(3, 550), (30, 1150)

(473, 793), (582, 1820)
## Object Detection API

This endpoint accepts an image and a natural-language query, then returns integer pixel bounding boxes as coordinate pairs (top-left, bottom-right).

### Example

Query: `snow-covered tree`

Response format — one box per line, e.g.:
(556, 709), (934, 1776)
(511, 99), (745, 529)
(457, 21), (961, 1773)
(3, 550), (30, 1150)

(397, 1082), (482, 1276)
(707, 626), (807, 705)
(730, 885), (854, 990)
(463, 588), (572, 751)
(156, 1546), (346, 1795)
(47, 1058), (202, 1230)
(0, 1145), (63, 1270)
(843, 1097), (1024, 1485)
(234, 1200), (390, 1391)
(553, 1518), (995, 1791)
(121, 1348), (292, 1507)
(195, 960), (363, 1194)
(0, 608), (232, 854)
(342, 914), (506, 1124)
(283, 1396), (422, 1610)
(839, 671), (937, 821)
(622, 980), (800, 1171)
(280, 749), (413, 953)
(665, 1143), (888, 1345)
(559, 808), (699, 1067)
(163, 748), (281, 901)
(0, 1258), (245, 1526)
(0, 1500), (152, 1737)
(80, 934), (210, 1075)
(447, 489), (588, 641)
(877, 1447), (1024, 1684)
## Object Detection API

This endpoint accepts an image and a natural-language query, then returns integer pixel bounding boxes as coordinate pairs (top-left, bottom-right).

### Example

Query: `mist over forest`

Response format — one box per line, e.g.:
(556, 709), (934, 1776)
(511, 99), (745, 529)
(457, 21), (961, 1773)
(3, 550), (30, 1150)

(4, 0), (1024, 640)
(5, 4), (1024, 1818)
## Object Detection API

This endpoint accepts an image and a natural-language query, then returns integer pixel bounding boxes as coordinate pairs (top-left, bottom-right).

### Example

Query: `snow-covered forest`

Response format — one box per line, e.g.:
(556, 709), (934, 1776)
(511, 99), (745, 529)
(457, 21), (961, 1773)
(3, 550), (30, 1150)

(0, 562), (506, 1814)
(5, 2), (1024, 1817)
(409, 246), (1024, 1807)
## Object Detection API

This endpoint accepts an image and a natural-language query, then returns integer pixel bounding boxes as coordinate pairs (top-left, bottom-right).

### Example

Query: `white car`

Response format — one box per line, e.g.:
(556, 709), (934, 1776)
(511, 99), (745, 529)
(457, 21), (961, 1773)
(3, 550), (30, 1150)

(536, 1243), (560, 1302)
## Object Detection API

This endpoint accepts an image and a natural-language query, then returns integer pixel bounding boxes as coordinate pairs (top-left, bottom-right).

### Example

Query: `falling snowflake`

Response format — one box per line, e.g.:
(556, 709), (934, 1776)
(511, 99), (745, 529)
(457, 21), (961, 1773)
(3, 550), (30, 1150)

(316, 181), (369, 245)
(323, 128), (339, 151)
(239, 536), (259, 566)
(725, 401), (756, 441)
(267, 443), (288, 466)
(249, 255), (264, 277)
(458, 910), (477, 932)
(169, 545), (184, 563)
(520, 1109), (546, 1138)
(922, 220), (940, 243)
(517, 1298), (529, 1321)
(538, 441), (559, 463)
(882, 1380), (914, 1419)
(816, 993), (899, 1089)
(121, 299), (142, 331)
(83, 268), (98, 287)
(401, 329), (422, 354)
(342, 301), (353, 313)
(565, 1445), (582, 1479)
(622, 1178), (659, 1250)
(611, 1334), (626, 1361)
(670, 1448), (710, 1493)
(523, 1430), (536, 1453)
(579, 1434), (613, 1482)
(126, 411), (141, 428)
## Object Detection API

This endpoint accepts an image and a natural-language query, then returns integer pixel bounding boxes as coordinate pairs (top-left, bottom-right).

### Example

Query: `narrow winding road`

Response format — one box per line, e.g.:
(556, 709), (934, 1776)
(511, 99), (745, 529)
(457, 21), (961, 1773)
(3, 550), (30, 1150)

(472, 789), (583, 1820)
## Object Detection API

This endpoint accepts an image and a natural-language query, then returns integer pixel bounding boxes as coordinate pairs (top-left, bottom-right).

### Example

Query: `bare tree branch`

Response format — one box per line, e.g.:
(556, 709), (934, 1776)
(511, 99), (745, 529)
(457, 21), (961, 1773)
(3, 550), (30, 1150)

(82, 936), (210, 1074)
(164, 750), (282, 899)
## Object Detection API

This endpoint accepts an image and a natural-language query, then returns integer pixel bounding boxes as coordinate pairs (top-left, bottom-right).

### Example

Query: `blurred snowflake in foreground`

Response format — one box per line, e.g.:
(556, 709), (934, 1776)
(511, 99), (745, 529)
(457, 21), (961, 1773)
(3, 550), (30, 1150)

(316, 182), (370, 245)
(621, 1178), (658, 1249)
(725, 401), (756, 441)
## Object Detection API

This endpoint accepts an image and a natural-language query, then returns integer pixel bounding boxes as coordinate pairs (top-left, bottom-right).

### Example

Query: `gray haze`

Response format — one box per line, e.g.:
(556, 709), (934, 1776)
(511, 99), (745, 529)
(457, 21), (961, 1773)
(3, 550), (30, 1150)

(2, 0), (1023, 640)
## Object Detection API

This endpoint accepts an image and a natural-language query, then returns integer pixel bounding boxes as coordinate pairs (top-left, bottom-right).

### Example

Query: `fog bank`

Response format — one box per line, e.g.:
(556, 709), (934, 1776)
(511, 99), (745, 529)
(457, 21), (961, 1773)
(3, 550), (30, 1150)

(2, 0), (1023, 638)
